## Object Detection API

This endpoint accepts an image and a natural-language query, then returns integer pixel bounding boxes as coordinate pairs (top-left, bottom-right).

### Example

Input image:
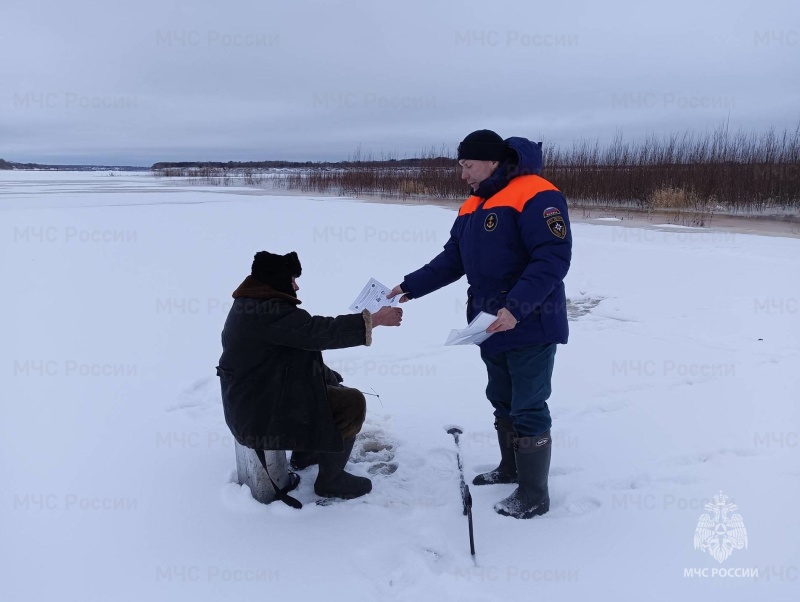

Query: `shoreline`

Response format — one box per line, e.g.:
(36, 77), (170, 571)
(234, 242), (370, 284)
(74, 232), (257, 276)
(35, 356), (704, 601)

(206, 185), (800, 239)
(3, 169), (797, 239)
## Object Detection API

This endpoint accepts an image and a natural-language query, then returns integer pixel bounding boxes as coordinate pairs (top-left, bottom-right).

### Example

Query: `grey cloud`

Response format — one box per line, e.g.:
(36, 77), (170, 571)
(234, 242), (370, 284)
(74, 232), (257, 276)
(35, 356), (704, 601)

(1, 0), (798, 165)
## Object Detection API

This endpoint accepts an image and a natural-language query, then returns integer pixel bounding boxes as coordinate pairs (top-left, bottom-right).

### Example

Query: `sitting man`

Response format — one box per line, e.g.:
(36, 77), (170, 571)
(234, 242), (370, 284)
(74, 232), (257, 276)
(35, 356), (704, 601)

(217, 251), (402, 500)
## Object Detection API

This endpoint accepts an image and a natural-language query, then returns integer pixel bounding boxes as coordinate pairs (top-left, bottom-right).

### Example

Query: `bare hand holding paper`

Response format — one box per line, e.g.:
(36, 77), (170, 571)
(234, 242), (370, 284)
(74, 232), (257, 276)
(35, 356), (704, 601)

(445, 312), (496, 346)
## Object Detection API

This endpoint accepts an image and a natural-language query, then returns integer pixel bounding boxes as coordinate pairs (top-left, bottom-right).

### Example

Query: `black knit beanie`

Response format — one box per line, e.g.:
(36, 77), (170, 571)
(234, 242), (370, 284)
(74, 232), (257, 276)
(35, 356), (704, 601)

(251, 251), (302, 296)
(457, 129), (508, 162)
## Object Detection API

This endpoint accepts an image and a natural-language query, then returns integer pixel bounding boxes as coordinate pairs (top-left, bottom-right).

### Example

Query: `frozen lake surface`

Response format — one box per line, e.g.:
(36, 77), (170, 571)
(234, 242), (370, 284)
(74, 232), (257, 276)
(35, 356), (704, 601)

(1, 171), (798, 601)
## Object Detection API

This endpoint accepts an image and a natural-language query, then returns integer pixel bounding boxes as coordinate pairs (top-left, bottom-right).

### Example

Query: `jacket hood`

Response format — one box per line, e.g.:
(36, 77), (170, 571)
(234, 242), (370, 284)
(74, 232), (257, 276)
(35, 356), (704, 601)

(473, 137), (543, 199)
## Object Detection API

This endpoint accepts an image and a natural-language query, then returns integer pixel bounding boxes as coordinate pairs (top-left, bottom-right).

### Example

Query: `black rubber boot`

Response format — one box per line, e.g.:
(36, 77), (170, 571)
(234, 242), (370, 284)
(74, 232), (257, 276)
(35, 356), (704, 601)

(494, 432), (551, 519)
(290, 451), (320, 470)
(472, 417), (518, 486)
(314, 437), (372, 499)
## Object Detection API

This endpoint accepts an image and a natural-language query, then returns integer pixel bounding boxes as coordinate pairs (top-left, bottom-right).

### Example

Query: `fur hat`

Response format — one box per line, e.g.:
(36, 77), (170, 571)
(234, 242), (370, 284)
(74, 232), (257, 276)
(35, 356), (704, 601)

(457, 129), (508, 162)
(251, 251), (302, 296)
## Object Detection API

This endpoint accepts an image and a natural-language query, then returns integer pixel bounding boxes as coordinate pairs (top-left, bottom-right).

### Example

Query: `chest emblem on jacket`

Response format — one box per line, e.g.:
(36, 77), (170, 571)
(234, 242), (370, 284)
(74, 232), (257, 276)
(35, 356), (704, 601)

(484, 213), (498, 231)
(547, 216), (567, 239)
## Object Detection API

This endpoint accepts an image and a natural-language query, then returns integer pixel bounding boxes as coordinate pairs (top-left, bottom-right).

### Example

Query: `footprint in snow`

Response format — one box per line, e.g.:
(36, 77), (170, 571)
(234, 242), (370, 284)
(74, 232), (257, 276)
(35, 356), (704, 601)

(551, 494), (603, 517)
(351, 427), (399, 476)
(567, 297), (604, 320)
(368, 462), (399, 475)
(166, 376), (220, 416)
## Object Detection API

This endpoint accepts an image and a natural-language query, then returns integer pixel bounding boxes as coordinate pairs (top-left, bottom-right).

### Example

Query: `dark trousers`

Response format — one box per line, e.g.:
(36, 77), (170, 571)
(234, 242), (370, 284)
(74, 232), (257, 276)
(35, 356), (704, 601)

(480, 343), (557, 437)
(327, 385), (366, 440)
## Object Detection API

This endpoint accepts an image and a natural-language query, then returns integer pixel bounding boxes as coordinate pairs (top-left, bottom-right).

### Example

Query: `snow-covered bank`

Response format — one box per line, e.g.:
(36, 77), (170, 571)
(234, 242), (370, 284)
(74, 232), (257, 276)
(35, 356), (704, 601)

(1, 171), (798, 601)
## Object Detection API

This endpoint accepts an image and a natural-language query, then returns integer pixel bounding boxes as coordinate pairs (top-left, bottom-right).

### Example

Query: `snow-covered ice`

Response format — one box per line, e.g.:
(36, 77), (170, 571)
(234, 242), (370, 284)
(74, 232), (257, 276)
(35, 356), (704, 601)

(1, 171), (798, 601)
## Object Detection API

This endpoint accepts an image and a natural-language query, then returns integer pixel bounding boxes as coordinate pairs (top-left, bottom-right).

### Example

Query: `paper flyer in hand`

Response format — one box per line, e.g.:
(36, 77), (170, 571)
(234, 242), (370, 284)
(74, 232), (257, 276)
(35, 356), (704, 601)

(445, 311), (496, 346)
(348, 278), (399, 313)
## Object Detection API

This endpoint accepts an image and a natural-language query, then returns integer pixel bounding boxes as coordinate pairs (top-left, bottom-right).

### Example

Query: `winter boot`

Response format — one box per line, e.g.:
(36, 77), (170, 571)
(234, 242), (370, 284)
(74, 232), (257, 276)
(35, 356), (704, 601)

(472, 417), (518, 485)
(290, 451), (320, 470)
(494, 432), (551, 519)
(314, 437), (372, 499)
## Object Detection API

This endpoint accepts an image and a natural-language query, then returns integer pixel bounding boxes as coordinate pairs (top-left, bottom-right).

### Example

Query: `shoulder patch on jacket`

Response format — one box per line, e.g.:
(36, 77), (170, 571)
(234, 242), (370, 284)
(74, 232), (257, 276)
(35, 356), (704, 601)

(547, 215), (567, 239)
(483, 175), (560, 213)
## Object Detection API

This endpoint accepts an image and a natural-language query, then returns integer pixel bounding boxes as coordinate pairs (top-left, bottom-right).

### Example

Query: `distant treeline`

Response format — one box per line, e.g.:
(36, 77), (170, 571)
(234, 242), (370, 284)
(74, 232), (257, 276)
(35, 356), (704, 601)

(0, 158), (147, 171)
(152, 124), (800, 217)
(150, 157), (454, 170)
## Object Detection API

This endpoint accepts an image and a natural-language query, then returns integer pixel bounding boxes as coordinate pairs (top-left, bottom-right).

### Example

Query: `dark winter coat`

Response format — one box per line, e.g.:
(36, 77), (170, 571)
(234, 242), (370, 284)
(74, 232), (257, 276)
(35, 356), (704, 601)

(401, 137), (572, 356)
(216, 276), (371, 453)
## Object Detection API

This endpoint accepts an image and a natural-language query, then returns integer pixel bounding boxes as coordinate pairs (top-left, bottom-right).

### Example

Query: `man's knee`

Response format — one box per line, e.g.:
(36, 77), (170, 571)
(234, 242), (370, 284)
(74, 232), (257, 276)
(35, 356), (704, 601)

(347, 388), (367, 429)
(329, 386), (367, 439)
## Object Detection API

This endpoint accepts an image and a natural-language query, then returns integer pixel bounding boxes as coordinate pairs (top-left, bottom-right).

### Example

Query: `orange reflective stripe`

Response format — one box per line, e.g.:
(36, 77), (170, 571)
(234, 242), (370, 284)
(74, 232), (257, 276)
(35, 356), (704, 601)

(483, 175), (560, 212)
(458, 195), (483, 216)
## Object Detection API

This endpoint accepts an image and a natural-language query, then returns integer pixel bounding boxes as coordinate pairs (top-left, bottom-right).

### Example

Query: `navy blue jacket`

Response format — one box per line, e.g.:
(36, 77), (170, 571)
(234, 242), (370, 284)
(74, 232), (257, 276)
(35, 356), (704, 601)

(402, 137), (572, 356)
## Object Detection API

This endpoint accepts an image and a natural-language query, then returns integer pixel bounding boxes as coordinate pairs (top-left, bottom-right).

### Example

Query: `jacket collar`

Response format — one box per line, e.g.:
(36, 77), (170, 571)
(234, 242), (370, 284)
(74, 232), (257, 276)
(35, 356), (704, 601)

(231, 275), (301, 304)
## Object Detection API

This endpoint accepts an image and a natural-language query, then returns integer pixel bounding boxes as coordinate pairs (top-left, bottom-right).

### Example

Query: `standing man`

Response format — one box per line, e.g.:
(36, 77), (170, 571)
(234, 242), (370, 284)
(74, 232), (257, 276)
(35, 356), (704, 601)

(389, 130), (572, 519)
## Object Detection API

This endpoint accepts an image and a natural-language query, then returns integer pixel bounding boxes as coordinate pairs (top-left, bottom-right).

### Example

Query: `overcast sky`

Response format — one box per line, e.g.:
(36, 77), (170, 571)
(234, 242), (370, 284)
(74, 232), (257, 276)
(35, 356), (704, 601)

(1, 0), (798, 166)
